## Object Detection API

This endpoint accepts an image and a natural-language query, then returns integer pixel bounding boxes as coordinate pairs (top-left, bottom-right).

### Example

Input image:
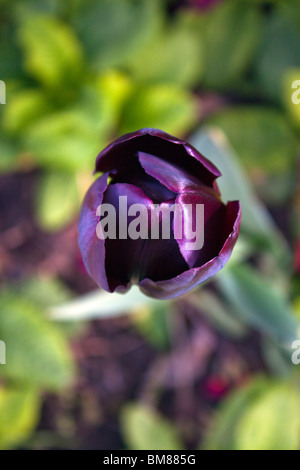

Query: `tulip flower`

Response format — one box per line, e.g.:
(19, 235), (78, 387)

(79, 128), (241, 299)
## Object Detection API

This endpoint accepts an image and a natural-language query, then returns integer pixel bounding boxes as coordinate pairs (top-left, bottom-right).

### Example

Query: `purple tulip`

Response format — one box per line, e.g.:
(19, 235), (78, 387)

(78, 128), (241, 299)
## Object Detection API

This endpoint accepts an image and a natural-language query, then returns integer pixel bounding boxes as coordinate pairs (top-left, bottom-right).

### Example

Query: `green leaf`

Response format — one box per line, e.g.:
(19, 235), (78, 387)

(190, 128), (290, 262)
(121, 403), (183, 450)
(201, 0), (262, 89)
(131, 303), (171, 350)
(3, 89), (52, 135)
(0, 387), (40, 450)
(128, 12), (203, 87)
(0, 134), (18, 172)
(35, 171), (79, 231)
(203, 377), (269, 450)
(0, 33), (22, 81)
(235, 383), (300, 450)
(18, 14), (83, 88)
(120, 84), (197, 137)
(0, 294), (74, 389)
(255, 11), (300, 102)
(19, 276), (73, 309)
(217, 264), (298, 346)
(187, 290), (247, 339)
(24, 110), (101, 172)
(72, 0), (161, 71)
(209, 107), (298, 174)
(283, 68), (300, 129)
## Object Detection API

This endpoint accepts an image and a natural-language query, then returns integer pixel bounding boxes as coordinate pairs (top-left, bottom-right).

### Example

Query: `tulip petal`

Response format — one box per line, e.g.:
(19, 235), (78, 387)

(102, 185), (189, 290)
(138, 151), (203, 193)
(111, 167), (176, 203)
(174, 189), (225, 268)
(139, 201), (241, 299)
(78, 173), (110, 291)
(95, 128), (221, 186)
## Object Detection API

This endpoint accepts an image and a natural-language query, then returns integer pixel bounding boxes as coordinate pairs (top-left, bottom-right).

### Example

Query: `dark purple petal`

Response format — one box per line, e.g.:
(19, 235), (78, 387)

(95, 128), (221, 186)
(174, 189), (225, 268)
(138, 151), (203, 193)
(140, 201), (189, 282)
(102, 186), (188, 291)
(111, 167), (176, 203)
(78, 173), (110, 291)
(101, 183), (153, 292)
(139, 201), (241, 299)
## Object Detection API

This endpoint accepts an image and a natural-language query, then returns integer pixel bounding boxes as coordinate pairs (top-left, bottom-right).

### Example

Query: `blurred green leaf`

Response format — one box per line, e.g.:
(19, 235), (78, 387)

(35, 171), (79, 231)
(209, 106), (298, 173)
(0, 27), (23, 81)
(120, 84), (197, 136)
(201, 0), (262, 89)
(19, 276), (73, 308)
(131, 303), (171, 350)
(0, 133), (18, 172)
(128, 13), (203, 87)
(235, 383), (300, 450)
(0, 387), (40, 450)
(72, 0), (161, 71)
(203, 377), (269, 450)
(121, 403), (183, 450)
(24, 110), (101, 172)
(203, 377), (300, 450)
(13, 0), (62, 16)
(18, 14), (84, 88)
(283, 68), (300, 129)
(217, 264), (298, 346)
(188, 290), (247, 339)
(255, 10), (300, 101)
(3, 89), (52, 134)
(261, 338), (293, 377)
(0, 295), (74, 389)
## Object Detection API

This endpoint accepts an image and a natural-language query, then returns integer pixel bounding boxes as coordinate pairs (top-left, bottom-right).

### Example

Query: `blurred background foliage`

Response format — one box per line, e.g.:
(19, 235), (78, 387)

(0, 0), (300, 450)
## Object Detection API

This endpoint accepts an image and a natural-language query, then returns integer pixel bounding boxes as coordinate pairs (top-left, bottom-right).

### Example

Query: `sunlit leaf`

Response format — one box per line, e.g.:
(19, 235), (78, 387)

(35, 171), (79, 231)
(128, 12), (203, 87)
(18, 14), (84, 88)
(24, 110), (101, 172)
(235, 383), (300, 450)
(203, 377), (269, 450)
(120, 84), (197, 137)
(283, 68), (300, 129)
(0, 294), (74, 389)
(131, 303), (171, 350)
(0, 387), (40, 450)
(121, 403), (183, 450)
(3, 89), (52, 134)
